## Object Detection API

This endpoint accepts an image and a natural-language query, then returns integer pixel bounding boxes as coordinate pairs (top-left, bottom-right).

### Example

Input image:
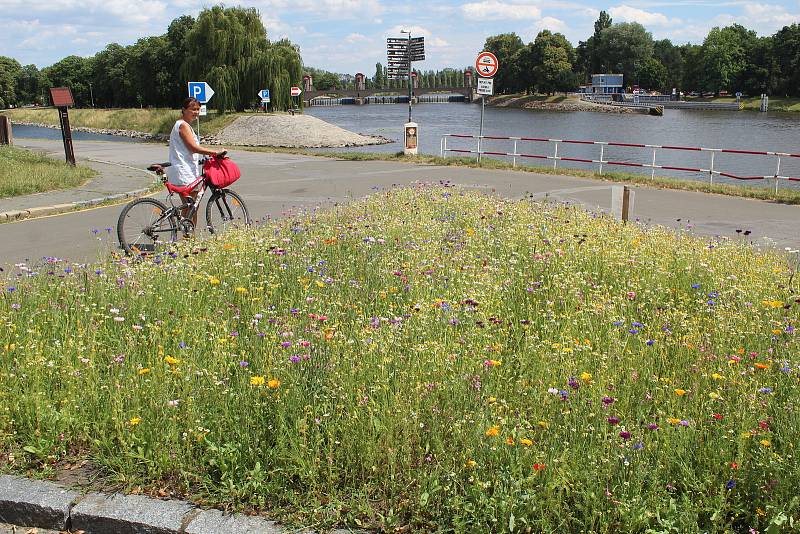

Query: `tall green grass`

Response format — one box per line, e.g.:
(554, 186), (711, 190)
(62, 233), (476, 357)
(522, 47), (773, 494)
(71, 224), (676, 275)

(0, 145), (95, 198)
(1, 186), (798, 532)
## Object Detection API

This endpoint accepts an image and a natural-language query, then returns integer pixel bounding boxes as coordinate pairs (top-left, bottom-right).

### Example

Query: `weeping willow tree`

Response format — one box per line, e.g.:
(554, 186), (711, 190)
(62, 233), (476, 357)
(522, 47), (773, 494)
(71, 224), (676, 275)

(182, 5), (303, 112)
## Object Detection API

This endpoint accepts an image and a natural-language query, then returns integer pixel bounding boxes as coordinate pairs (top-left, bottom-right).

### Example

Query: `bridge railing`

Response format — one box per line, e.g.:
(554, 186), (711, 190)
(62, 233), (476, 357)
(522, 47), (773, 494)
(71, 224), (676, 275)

(440, 133), (800, 192)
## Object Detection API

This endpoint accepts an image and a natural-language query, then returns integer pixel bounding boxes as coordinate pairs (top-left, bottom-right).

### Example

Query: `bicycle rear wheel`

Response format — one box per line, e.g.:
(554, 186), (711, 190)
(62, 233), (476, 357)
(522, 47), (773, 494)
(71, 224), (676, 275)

(117, 198), (178, 257)
(206, 189), (251, 235)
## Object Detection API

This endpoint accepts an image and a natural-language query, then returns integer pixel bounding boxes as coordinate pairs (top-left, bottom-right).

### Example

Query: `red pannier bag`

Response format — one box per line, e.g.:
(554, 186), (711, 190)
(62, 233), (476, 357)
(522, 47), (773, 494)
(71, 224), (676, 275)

(203, 156), (241, 188)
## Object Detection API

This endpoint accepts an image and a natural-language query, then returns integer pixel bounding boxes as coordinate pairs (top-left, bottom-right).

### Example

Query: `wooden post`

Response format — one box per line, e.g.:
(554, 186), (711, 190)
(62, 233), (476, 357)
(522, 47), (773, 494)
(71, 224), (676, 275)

(611, 185), (634, 222)
(57, 106), (76, 165)
(0, 115), (11, 145)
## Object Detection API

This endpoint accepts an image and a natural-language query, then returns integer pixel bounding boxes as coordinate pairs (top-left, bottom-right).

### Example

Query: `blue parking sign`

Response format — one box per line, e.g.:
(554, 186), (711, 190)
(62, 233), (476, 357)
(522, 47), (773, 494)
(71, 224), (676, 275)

(187, 81), (215, 103)
(259, 89), (270, 100)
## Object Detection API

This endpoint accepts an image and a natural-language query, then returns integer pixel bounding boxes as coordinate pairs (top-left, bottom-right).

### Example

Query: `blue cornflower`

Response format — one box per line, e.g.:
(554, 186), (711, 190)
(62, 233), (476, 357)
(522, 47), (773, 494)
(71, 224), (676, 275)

(612, 321), (623, 326)
(646, 340), (655, 346)
(726, 479), (736, 490)
(758, 387), (773, 394)
(691, 283), (701, 289)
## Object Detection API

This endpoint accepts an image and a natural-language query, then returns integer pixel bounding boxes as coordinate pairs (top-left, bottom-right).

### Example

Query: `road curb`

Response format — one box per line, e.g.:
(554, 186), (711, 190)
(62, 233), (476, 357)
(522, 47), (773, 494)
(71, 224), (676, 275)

(0, 185), (157, 223)
(0, 475), (360, 533)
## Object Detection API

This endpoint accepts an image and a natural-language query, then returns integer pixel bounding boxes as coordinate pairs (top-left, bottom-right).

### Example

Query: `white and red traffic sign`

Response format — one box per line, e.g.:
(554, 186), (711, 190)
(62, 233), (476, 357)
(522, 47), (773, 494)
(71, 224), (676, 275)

(475, 51), (499, 78)
(290, 86), (302, 97)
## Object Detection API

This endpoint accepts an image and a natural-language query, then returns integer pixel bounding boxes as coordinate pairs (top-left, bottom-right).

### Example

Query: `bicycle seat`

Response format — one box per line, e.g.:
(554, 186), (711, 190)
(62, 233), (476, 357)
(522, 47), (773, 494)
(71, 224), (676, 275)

(147, 162), (172, 172)
(165, 176), (203, 195)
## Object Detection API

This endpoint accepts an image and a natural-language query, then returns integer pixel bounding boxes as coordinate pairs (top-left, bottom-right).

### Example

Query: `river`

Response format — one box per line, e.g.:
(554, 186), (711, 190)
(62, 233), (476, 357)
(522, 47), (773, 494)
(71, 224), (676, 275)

(305, 103), (800, 189)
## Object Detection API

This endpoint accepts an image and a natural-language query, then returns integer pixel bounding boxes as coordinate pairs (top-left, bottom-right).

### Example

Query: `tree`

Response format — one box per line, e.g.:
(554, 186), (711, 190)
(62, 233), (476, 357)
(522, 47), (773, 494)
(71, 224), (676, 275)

(373, 62), (385, 88)
(772, 24), (800, 96)
(0, 57), (22, 108)
(15, 64), (49, 105)
(653, 39), (683, 93)
(92, 44), (134, 107)
(591, 11), (613, 75)
(637, 58), (668, 92)
(701, 24), (757, 93)
(182, 5), (302, 111)
(482, 33), (524, 93)
(530, 31), (575, 94)
(43, 55), (93, 106)
(680, 44), (704, 92)
(597, 23), (654, 87)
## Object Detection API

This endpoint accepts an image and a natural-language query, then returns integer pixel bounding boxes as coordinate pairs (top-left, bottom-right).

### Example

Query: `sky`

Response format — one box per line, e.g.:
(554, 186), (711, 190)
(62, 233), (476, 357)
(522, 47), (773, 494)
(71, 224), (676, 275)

(3, 0), (799, 75)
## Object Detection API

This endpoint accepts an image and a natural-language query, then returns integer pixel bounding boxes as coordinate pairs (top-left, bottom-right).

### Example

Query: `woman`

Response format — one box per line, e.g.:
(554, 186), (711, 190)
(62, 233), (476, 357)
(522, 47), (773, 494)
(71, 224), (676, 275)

(167, 97), (226, 229)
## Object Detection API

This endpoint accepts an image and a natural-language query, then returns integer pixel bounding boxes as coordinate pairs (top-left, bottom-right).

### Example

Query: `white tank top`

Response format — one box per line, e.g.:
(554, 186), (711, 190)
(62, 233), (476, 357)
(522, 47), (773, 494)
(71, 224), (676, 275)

(167, 120), (199, 186)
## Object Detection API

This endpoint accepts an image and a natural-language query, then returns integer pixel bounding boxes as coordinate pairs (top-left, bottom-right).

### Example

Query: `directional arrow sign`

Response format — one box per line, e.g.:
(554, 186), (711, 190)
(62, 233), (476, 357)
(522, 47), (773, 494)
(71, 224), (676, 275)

(188, 81), (214, 103)
(290, 86), (302, 97)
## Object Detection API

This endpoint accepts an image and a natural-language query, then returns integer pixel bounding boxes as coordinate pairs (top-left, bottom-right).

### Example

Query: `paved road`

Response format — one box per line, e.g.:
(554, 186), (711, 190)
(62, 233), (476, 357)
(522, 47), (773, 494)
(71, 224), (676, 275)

(2, 138), (799, 271)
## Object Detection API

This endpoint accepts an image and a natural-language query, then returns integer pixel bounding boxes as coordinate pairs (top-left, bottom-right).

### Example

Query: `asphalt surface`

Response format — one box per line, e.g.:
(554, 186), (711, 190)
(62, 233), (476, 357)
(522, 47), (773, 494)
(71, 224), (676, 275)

(2, 137), (799, 272)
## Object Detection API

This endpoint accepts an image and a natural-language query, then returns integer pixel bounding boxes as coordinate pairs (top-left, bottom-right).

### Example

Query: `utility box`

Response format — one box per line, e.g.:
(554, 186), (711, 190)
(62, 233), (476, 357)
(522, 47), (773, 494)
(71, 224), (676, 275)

(403, 122), (418, 155)
(0, 115), (11, 145)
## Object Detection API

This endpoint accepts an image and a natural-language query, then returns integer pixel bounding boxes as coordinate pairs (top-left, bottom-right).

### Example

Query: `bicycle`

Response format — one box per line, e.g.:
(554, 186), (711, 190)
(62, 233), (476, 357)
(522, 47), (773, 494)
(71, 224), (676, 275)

(117, 152), (251, 257)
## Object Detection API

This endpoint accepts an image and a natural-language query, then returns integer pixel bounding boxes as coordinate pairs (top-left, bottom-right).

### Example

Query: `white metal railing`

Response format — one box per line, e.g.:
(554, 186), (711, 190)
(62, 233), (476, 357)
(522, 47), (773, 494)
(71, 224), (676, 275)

(440, 134), (800, 192)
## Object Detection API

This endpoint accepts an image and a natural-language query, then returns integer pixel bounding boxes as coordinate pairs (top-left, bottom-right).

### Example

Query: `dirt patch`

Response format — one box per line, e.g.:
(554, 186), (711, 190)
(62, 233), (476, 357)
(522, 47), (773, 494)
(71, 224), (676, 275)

(488, 95), (634, 114)
(210, 114), (391, 148)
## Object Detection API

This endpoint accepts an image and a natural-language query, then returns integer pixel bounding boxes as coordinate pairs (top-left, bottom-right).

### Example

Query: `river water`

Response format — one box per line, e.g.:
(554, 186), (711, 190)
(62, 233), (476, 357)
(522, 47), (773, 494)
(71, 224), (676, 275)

(305, 103), (800, 189)
(13, 124), (142, 143)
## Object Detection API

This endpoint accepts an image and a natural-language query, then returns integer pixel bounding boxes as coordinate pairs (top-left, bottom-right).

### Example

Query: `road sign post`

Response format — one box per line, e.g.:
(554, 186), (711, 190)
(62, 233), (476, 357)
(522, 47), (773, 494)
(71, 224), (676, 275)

(188, 81), (214, 138)
(258, 89), (271, 112)
(475, 52), (499, 164)
(290, 86), (301, 113)
(388, 33), (425, 154)
(49, 87), (75, 165)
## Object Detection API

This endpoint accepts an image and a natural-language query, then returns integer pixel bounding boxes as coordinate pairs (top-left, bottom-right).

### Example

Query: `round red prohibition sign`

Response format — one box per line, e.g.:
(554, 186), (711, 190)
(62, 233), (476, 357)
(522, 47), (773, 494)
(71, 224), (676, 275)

(475, 51), (499, 78)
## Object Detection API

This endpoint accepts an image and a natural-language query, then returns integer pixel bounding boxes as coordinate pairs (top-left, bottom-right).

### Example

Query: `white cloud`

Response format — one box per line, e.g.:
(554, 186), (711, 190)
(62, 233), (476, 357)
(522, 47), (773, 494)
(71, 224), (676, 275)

(532, 16), (568, 33)
(608, 5), (682, 26)
(461, 1), (542, 21)
(385, 24), (432, 37)
(345, 33), (370, 43)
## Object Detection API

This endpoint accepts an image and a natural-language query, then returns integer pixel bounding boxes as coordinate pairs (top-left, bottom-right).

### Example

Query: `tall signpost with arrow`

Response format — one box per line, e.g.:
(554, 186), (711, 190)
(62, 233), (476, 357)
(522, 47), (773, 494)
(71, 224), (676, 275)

(475, 51), (498, 164)
(388, 32), (424, 155)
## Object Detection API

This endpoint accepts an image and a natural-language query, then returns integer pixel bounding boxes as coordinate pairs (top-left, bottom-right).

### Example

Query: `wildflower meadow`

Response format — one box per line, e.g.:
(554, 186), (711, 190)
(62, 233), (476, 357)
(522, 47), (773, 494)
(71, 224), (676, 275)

(1, 186), (798, 533)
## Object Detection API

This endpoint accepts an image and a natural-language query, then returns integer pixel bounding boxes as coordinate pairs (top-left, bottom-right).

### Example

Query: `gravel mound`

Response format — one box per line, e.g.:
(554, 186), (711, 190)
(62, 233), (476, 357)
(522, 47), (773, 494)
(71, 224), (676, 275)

(212, 114), (391, 148)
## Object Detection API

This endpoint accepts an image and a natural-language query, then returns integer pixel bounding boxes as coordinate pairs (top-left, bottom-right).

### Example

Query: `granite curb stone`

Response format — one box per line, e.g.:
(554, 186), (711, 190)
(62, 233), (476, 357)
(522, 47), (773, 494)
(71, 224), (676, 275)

(0, 475), (79, 530)
(184, 509), (283, 534)
(71, 493), (194, 534)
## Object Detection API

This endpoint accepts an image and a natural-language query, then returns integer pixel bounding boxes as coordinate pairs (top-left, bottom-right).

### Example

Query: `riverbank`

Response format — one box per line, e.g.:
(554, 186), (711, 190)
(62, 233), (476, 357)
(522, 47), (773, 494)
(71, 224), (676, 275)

(2, 109), (390, 148)
(488, 94), (635, 113)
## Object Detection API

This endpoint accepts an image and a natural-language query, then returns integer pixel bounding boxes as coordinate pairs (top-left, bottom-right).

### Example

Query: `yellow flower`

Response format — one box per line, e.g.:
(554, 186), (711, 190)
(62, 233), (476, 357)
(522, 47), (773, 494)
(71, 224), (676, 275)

(466, 228), (475, 237)
(223, 243), (235, 250)
(537, 420), (549, 429)
(505, 436), (515, 446)
(315, 281), (325, 288)
(250, 376), (265, 386)
(487, 396), (497, 404)
(129, 417), (141, 426)
(164, 356), (179, 365)
(674, 389), (687, 396)
(772, 329), (782, 335)
(711, 373), (724, 380)
(209, 278), (221, 285)
(137, 368), (151, 376)
(520, 438), (533, 447)
(709, 392), (720, 400)
(760, 439), (771, 447)
(267, 379), (281, 389)
(580, 372), (592, 383)
(668, 418), (680, 425)
(485, 425), (500, 437)
(235, 287), (247, 294)
(465, 459), (477, 468)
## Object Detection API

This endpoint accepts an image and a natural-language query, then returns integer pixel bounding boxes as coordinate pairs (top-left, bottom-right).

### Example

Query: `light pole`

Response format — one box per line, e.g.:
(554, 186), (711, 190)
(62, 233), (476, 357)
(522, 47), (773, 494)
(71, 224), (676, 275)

(401, 29), (412, 122)
(88, 83), (94, 108)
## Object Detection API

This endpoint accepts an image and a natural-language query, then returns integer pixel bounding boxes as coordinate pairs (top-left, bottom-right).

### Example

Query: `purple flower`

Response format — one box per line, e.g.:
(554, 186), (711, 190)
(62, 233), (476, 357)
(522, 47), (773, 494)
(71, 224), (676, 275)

(11, 303), (21, 310)
(178, 341), (187, 349)
(633, 442), (644, 450)
(289, 355), (301, 364)
(568, 377), (580, 389)
(602, 396), (615, 405)
(280, 341), (292, 348)
(679, 420), (690, 427)
(7, 287), (16, 292)
(646, 339), (654, 346)
(647, 423), (659, 431)
(726, 479), (736, 490)
(758, 387), (773, 394)
(691, 283), (701, 289)
(608, 416), (621, 425)
(239, 361), (249, 367)
(612, 321), (623, 326)
(619, 431), (631, 440)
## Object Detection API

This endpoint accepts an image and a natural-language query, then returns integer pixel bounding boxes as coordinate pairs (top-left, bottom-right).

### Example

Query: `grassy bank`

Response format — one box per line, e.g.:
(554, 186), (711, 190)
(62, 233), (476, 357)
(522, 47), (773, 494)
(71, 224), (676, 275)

(0, 108), (239, 136)
(0, 145), (95, 198)
(1, 186), (799, 532)
(247, 147), (800, 205)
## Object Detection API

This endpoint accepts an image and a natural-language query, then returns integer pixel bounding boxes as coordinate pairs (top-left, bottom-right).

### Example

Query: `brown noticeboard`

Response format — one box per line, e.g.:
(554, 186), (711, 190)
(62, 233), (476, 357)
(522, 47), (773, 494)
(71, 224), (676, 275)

(49, 87), (74, 108)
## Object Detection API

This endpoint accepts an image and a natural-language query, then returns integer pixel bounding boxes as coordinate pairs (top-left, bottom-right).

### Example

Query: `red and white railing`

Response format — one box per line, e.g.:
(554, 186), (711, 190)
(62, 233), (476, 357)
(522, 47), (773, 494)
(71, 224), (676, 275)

(440, 134), (800, 192)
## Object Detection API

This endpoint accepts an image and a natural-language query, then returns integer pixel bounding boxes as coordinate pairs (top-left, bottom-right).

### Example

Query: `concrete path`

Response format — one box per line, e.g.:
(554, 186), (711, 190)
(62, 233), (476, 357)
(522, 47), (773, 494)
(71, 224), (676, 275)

(2, 137), (799, 271)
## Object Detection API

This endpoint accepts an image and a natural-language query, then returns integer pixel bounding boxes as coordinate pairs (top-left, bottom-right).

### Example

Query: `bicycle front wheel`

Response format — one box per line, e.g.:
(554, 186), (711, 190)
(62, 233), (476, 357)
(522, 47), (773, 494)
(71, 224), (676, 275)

(117, 198), (178, 257)
(206, 189), (251, 235)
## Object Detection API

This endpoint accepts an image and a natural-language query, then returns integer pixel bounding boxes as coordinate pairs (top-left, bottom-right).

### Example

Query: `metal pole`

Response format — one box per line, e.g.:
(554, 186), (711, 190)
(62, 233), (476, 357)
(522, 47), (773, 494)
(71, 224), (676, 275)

(709, 152), (715, 185)
(651, 148), (657, 179)
(552, 142), (558, 169)
(478, 98), (484, 164)
(775, 156), (782, 194)
(407, 31), (412, 123)
(599, 144), (604, 175)
(512, 139), (517, 168)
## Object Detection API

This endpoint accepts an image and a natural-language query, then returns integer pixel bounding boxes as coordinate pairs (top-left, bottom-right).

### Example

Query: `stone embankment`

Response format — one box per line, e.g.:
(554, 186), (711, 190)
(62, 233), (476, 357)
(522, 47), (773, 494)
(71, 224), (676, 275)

(209, 114), (390, 147)
(488, 95), (636, 114)
(10, 120), (168, 141)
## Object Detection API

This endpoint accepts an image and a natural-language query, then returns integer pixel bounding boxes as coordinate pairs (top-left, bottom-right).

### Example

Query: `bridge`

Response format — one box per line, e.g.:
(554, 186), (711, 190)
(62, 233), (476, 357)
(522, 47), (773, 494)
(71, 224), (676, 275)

(303, 86), (474, 106)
